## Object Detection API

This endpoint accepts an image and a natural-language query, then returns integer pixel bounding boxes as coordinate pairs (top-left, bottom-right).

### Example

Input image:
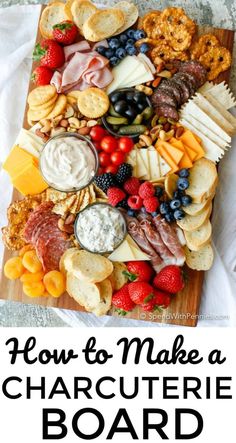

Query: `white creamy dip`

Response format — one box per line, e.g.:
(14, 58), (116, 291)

(40, 135), (96, 191)
(75, 204), (126, 253)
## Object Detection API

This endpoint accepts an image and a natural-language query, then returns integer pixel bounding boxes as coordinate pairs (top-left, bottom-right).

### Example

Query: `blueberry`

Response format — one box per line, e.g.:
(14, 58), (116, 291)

(160, 202), (170, 215)
(126, 29), (136, 39)
(127, 209), (136, 217)
(119, 34), (128, 45)
(134, 29), (147, 40)
(141, 207), (147, 214)
(126, 45), (137, 56)
(174, 209), (185, 221)
(165, 212), (175, 223)
(105, 48), (115, 59)
(110, 56), (120, 67)
(116, 47), (127, 59)
(179, 168), (189, 178)
(109, 38), (120, 49)
(181, 195), (192, 207)
(127, 38), (135, 46)
(96, 46), (107, 56)
(151, 211), (159, 217)
(140, 43), (150, 54)
(177, 177), (189, 191)
(155, 186), (164, 198)
(170, 199), (181, 210)
(173, 190), (184, 199)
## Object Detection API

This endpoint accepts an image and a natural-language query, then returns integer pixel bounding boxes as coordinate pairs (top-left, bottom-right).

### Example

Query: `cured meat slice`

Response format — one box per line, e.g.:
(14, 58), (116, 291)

(138, 216), (176, 265)
(125, 215), (164, 273)
(171, 78), (191, 103)
(179, 61), (207, 87)
(153, 104), (179, 121)
(23, 202), (54, 243)
(151, 89), (177, 108)
(174, 72), (195, 96)
(41, 237), (70, 272)
(158, 79), (182, 105)
(152, 215), (186, 266)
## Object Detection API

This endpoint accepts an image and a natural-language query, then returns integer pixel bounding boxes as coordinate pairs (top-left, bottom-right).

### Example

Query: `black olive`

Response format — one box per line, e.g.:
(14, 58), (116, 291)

(124, 106), (137, 120)
(110, 91), (126, 104)
(126, 91), (136, 102)
(133, 91), (147, 104)
(137, 102), (146, 112)
(114, 100), (128, 115)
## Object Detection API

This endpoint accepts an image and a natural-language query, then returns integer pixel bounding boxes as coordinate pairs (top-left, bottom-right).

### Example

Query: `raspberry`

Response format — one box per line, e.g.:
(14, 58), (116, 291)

(123, 177), (140, 195)
(143, 197), (159, 213)
(139, 181), (155, 199)
(128, 195), (143, 210)
(107, 187), (126, 207)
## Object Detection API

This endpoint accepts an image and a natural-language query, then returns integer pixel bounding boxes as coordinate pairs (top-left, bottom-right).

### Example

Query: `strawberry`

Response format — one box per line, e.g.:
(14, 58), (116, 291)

(139, 181), (155, 199)
(107, 187), (126, 207)
(153, 265), (184, 294)
(128, 281), (154, 305)
(123, 177), (140, 195)
(141, 298), (157, 311)
(153, 289), (171, 308)
(125, 261), (153, 282)
(143, 196), (159, 213)
(31, 66), (54, 86)
(127, 195), (143, 210)
(33, 39), (65, 69)
(112, 284), (135, 314)
(53, 21), (78, 46)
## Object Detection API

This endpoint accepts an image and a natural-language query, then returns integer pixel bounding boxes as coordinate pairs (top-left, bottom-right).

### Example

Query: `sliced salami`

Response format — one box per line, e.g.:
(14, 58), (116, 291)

(153, 104), (179, 121)
(179, 61), (207, 87)
(158, 79), (182, 105)
(173, 72), (195, 95)
(151, 89), (177, 108)
(171, 77), (191, 103)
(24, 202), (54, 243)
(41, 237), (71, 272)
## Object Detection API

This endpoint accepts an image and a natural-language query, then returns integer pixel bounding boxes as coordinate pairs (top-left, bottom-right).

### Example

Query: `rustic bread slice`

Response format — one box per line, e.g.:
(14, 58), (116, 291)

(71, 0), (97, 33)
(83, 9), (125, 42)
(186, 158), (218, 204)
(183, 196), (214, 216)
(185, 244), (214, 271)
(177, 202), (212, 232)
(109, 262), (128, 291)
(67, 250), (113, 283)
(66, 273), (101, 310)
(40, 2), (71, 39)
(114, 1), (139, 35)
(91, 279), (112, 317)
(184, 220), (212, 252)
(59, 247), (77, 275)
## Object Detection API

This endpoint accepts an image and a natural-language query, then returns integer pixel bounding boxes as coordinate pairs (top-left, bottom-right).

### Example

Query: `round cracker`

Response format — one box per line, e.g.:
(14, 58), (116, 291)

(30, 93), (58, 111)
(27, 102), (55, 121)
(77, 88), (109, 118)
(47, 94), (67, 119)
(114, 1), (139, 35)
(28, 85), (57, 107)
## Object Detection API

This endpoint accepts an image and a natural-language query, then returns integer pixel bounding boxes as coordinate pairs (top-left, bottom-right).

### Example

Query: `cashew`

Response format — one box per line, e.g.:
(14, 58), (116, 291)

(159, 129), (175, 141)
(80, 120), (87, 128)
(139, 134), (152, 147)
(67, 127), (77, 133)
(40, 120), (51, 133)
(157, 70), (172, 78)
(64, 105), (74, 119)
(68, 117), (81, 129)
(135, 85), (153, 96)
(52, 114), (63, 128)
(87, 120), (98, 128)
(51, 127), (66, 137)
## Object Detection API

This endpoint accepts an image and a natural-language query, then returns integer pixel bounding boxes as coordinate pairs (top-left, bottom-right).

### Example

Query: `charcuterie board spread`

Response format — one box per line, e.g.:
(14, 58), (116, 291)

(1, 1), (235, 326)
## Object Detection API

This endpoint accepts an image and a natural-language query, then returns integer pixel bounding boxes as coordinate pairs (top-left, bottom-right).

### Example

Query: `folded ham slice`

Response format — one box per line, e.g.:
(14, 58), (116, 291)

(152, 215), (186, 266)
(51, 41), (113, 93)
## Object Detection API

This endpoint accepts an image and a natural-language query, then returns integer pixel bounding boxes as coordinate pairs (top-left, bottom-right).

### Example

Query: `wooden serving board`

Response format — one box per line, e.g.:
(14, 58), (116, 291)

(0, 6), (234, 326)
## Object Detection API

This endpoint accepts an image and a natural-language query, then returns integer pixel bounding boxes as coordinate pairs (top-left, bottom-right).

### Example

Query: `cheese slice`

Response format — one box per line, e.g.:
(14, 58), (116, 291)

(12, 163), (48, 195)
(194, 93), (235, 136)
(179, 115), (229, 151)
(108, 238), (136, 262)
(106, 56), (141, 94)
(123, 67), (154, 88)
(179, 129), (205, 161)
(139, 149), (150, 180)
(158, 153), (172, 176)
(148, 148), (161, 180)
(126, 235), (151, 261)
(202, 92), (236, 133)
(3, 145), (36, 179)
(157, 140), (184, 165)
(204, 82), (236, 110)
(127, 149), (137, 176)
(169, 138), (193, 169)
(136, 149), (148, 178)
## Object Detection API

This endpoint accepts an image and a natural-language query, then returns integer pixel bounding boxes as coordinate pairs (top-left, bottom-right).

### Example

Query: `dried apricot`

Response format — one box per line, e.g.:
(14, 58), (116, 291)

(22, 250), (42, 273)
(19, 244), (34, 257)
(23, 281), (45, 298)
(4, 256), (24, 280)
(20, 270), (45, 284)
(43, 270), (66, 298)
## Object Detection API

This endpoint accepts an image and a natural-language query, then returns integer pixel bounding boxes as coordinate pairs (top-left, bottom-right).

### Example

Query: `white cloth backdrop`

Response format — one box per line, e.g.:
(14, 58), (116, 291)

(0, 5), (236, 327)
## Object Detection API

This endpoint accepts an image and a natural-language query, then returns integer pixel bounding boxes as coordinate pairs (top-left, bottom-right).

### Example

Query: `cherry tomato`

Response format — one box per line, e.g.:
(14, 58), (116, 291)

(105, 165), (118, 174)
(118, 137), (134, 153)
(93, 141), (102, 152)
(110, 151), (126, 166)
(90, 125), (107, 142)
(99, 152), (111, 167)
(100, 136), (118, 153)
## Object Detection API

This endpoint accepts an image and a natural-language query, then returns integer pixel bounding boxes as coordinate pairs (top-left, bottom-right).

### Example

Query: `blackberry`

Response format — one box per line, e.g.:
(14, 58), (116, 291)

(116, 163), (133, 185)
(117, 199), (129, 210)
(94, 173), (117, 193)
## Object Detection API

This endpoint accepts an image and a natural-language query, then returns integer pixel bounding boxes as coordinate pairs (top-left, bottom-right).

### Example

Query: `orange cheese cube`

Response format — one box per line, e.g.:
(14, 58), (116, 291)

(12, 163), (48, 196)
(3, 145), (37, 179)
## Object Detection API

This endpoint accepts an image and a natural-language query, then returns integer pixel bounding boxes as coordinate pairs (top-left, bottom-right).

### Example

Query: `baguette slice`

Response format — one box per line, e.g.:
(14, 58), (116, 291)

(67, 250), (113, 283)
(183, 196), (214, 216)
(177, 202), (212, 232)
(185, 244), (214, 271)
(66, 273), (101, 311)
(71, 0), (97, 33)
(186, 158), (218, 204)
(59, 247), (78, 275)
(40, 2), (71, 39)
(91, 279), (112, 317)
(109, 262), (128, 291)
(184, 220), (212, 252)
(114, 1), (139, 35)
(83, 9), (125, 42)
